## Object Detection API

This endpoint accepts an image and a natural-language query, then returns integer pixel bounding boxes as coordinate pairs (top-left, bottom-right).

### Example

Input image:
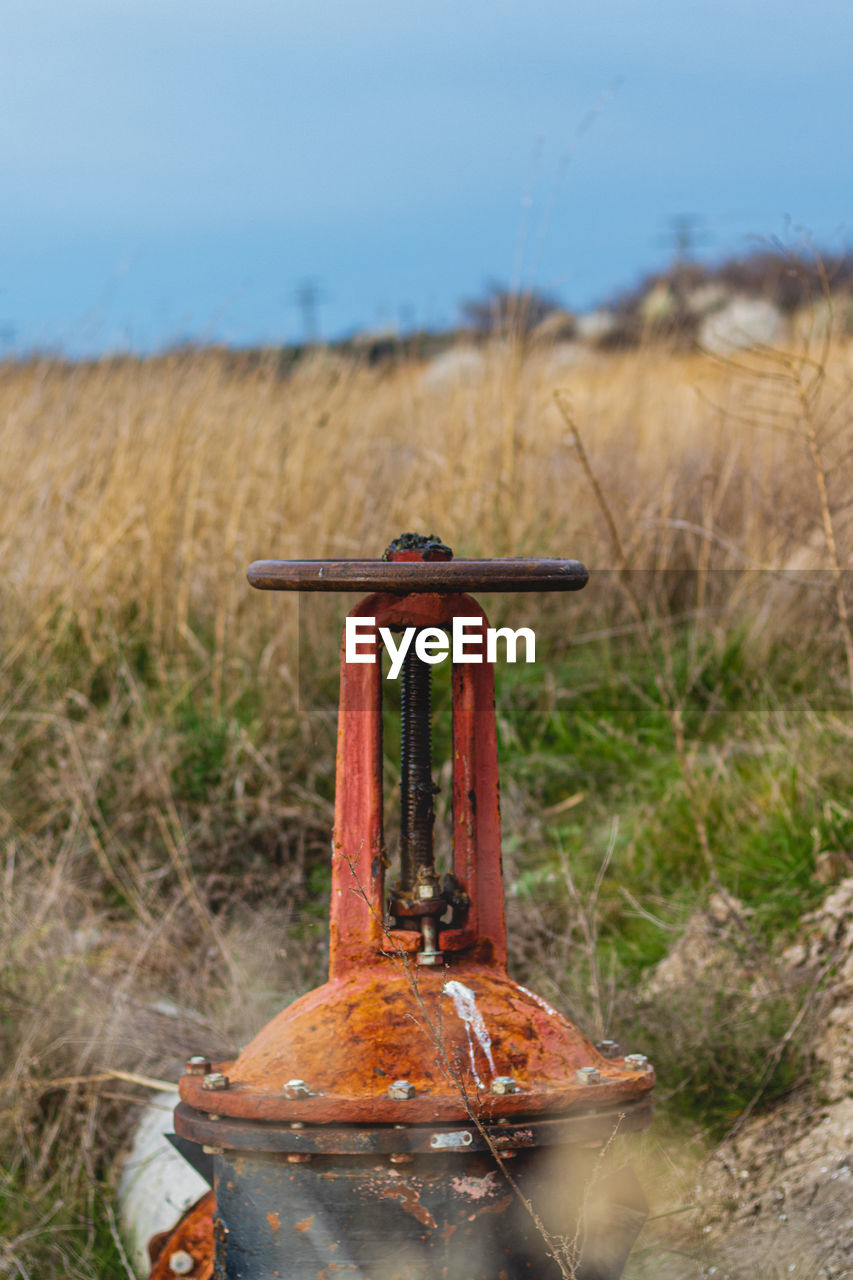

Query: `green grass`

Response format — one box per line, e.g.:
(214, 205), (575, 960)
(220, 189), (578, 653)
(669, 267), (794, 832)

(0, 1167), (129, 1279)
(497, 630), (846, 965)
(2, 605), (849, 1268)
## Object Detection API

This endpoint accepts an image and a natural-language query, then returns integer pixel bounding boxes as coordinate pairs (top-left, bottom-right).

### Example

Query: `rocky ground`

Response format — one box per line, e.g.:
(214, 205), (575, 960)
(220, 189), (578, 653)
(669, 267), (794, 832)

(627, 878), (853, 1280)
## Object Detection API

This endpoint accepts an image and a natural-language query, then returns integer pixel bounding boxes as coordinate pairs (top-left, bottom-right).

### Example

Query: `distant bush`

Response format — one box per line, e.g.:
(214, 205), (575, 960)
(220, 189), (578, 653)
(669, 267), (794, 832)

(605, 246), (853, 346)
(459, 280), (562, 337)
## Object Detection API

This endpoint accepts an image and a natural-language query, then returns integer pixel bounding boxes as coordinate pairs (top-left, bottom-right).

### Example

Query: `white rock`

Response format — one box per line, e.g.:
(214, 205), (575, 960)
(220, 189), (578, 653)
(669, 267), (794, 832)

(699, 297), (784, 355)
(575, 309), (617, 343)
(420, 345), (486, 391)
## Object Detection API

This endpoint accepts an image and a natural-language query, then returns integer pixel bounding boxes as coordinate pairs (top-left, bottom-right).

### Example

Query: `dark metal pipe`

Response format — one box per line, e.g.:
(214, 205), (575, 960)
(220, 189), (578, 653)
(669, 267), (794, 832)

(399, 636), (434, 893)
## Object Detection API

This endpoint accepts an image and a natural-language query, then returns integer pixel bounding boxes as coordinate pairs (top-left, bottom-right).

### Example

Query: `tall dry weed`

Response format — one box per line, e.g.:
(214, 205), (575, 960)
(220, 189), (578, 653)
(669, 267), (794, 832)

(1, 327), (852, 1273)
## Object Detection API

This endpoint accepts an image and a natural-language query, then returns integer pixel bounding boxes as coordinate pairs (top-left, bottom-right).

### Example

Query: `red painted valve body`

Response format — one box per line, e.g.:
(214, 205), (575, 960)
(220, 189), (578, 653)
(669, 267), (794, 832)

(166, 548), (653, 1280)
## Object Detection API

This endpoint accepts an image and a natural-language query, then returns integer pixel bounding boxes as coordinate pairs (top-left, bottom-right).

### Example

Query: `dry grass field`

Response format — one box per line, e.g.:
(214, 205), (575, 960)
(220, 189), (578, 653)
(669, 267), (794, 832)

(2, 321), (853, 1276)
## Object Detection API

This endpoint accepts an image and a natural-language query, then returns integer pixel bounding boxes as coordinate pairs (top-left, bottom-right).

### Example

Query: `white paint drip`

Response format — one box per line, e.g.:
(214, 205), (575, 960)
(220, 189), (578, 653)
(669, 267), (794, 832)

(516, 983), (560, 1018)
(442, 980), (497, 1086)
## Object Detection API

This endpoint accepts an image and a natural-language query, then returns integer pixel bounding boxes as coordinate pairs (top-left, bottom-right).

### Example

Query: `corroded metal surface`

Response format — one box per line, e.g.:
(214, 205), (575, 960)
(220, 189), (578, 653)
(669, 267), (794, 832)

(175, 1099), (653, 1155)
(247, 557), (589, 593)
(178, 584), (652, 1128)
(327, 592), (506, 977)
(177, 962), (654, 1124)
(161, 540), (653, 1279)
(147, 1191), (214, 1280)
(209, 1146), (647, 1280)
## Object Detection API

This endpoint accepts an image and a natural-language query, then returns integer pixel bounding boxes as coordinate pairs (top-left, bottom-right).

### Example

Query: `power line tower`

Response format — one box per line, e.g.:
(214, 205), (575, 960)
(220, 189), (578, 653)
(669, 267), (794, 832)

(295, 278), (324, 344)
(656, 214), (713, 318)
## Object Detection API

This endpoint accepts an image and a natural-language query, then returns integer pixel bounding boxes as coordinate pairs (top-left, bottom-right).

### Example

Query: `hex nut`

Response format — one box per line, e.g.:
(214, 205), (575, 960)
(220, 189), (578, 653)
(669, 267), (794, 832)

(491, 1076), (520, 1095)
(625, 1054), (650, 1071)
(168, 1250), (195, 1275)
(284, 1079), (311, 1099)
(576, 1066), (601, 1085)
(184, 1056), (211, 1077)
(388, 1079), (416, 1100)
(202, 1072), (229, 1091)
(595, 1039), (620, 1059)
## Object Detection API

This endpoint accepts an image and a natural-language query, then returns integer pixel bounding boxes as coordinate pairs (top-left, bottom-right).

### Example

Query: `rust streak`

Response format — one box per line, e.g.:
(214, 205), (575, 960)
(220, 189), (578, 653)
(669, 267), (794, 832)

(467, 1195), (512, 1222)
(379, 1184), (438, 1230)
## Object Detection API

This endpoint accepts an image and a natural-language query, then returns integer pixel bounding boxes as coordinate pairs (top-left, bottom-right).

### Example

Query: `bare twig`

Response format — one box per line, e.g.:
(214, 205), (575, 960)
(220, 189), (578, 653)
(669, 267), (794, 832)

(6, 1069), (178, 1094)
(103, 1200), (138, 1280)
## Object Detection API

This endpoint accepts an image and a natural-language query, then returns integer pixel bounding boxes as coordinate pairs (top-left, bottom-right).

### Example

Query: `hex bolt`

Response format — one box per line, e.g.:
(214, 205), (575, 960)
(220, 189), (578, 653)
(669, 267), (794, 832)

(202, 1072), (229, 1091)
(388, 1079), (416, 1100)
(595, 1039), (620, 1059)
(284, 1079), (311, 1099)
(625, 1054), (650, 1071)
(491, 1076), (520, 1095)
(168, 1251), (195, 1275)
(576, 1067), (601, 1085)
(415, 871), (440, 900)
(184, 1056), (211, 1076)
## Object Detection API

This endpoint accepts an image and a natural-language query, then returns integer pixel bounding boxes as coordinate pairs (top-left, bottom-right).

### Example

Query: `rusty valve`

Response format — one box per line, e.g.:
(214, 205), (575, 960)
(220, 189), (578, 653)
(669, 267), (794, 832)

(165, 536), (654, 1280)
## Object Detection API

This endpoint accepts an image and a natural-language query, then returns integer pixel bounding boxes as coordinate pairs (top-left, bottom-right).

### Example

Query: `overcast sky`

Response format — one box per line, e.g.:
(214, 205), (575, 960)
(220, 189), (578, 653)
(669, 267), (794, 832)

(2, 0), (851, 354)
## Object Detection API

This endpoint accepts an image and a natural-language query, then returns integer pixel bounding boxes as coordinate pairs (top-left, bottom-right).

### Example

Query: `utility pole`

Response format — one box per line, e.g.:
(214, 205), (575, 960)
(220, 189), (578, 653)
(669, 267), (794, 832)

(295, 278), (323, 344)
